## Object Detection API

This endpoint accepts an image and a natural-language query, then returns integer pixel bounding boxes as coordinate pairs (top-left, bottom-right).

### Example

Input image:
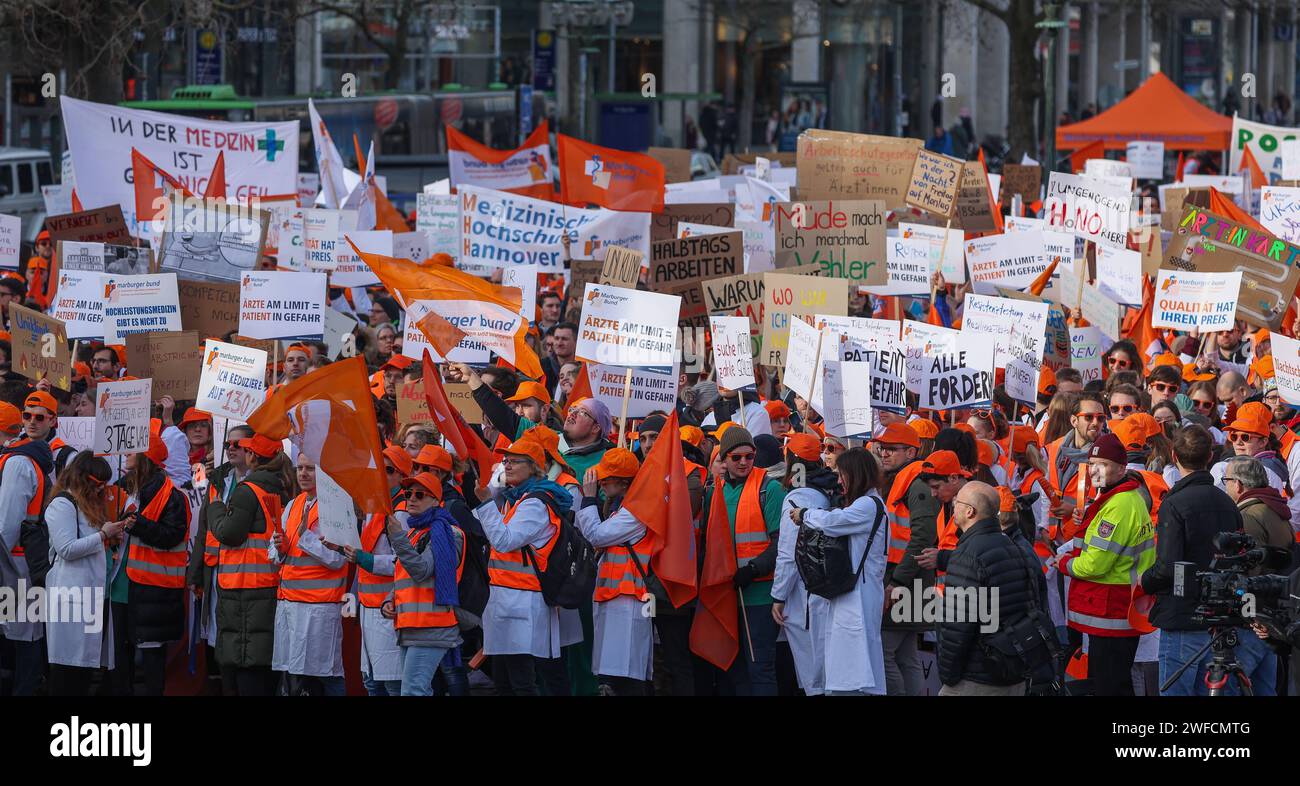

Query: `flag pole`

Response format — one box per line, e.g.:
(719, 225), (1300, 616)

(738, 589), (756, 662)
(930, 217), (954, 306)
(737, 386), (746, 431)
(617, 368), (633, 448)
(807, 326), (826, 407)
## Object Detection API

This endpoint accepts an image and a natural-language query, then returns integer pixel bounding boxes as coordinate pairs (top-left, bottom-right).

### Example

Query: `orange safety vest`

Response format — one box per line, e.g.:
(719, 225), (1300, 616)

(1045, 434), (1092, 540)
(557, 471), (579, 489)
(731, 469), (774, 580)
(393, 526), (464, 629)
(1021, 469), (1062, 573)
(216, 482), (284, 591)
(0, 451), (47, 557)
(356, 513), (392, 608)
(202, 484), (220, 568)
(884, 461), (926, 565)
(487, 496), (561, 592)
(277, 494), (349, 603)
(594, 521), (654, 603)
(125, 477), (192, 589)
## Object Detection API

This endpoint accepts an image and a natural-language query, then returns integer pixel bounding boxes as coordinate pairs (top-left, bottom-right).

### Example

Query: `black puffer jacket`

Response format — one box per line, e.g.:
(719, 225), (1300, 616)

(124, 470), (191, 644)
(936, 518), (1036, 686)
(1141, 470), (1243, 630)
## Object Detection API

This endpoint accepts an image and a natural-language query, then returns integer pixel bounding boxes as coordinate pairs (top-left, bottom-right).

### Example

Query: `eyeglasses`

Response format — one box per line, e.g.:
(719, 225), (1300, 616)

(953, 499), (977, 514)
(501, 457), (532, 468)
(727, 451), (755, 463)
(408, 490), (433, 502)
(21, 412), (49, 423)
(1228, 432), (1258, 444)
(1192, 399), (1216, 411)
(566, 408), (593, 422)
(1075, 412), (1105, 422)
(1109, 404), (1137, 416)
(1149, 382), (1178, 394)
(1107, 357), (1131, 368)
(973, 410), (994, 421)
(1264, 393), (1281, 404)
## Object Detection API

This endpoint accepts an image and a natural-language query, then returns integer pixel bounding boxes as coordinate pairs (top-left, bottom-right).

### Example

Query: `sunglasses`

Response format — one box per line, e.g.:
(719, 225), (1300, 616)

(1228, 432), (1258, 444)
(1149, 382), (1178, 394)
(1109, 404), (1137, 416)
(1192, 399), (1216, 411)
(21, 412), (49, 423)
(225, 441), (244, 451)
(1075, 413), (1105, 422)
(408, 490), (433, 502)
(727, 451), (756, 463)
(1107, 357), (1131, 368)
(385, 465), (400, 475)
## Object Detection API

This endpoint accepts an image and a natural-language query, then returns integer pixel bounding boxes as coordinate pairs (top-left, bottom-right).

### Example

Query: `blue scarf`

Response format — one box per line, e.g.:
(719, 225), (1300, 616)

(407, 506), (460, 609)
(499, 477), (574, 518)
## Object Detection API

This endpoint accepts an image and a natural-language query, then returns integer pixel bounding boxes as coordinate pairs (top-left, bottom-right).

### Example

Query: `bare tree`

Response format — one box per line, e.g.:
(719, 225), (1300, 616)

(294, 0), (447, 90)
(955, 0), (1045, 161)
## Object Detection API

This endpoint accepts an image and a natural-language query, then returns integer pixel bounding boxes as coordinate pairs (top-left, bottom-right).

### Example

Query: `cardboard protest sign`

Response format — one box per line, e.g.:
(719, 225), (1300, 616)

(772, 200), (887, 285)
(1163, 205), (1300, 329)
(238, 271), (327, 340)
(709, 316), (756, 391)
(444, 382), (483, 425)
(905, 150), (964, 217)
(902, 320), (960, 394)
(1069, 325), (1104, 383)
(56, 417), (97, 453)
(721, 152), (796, 175)
(820, 360), (873, 439)
(95, 378), (152, 456)
(999, 164), (1042, 208)
(333, 230), (390, 287)
(1095, 244), (1143, 306)
(313, 470), (361, 550)
(103, 273), (182, 343)
(1126, 141), (1165, 180)
(1151, 269), (1243, 331)
(652, 203), (735, 243)
(900, 222), (965, 284)
(1044, 172), (1132, 250)
(1259, 186), (1300, 244)
(0, 214), (19, 269)
(197, 339), (268, 421)
(126, 331), (201, 401)
(796, 130), (921, 208)
(867, 236), (931, 296)
(158, 195), (270, 282)
(576, 284), (680, 370)
(459, 185), (651, 269)
(1158, 186), (1206, 232)
(917, 337), (994, 411)
(761, 270), (848, 368)
(599, 245), (644, 288)
(953, 161), (999, 232)
(51, 271), (105, 339)
(397, 380), (433, 429)
(646, 147), (693, 184)
(9, 303), (71, 390)
(701, 271), (765, 359)
(964, 231), (1050, 295)
(303, 208), (341, 270)
(415, 194), (459, 260)
(1269, 333), (1300, 406)
(57, 240), (151, 274)
(1231, 115), (1295, 186)
(649, 232), (742, 325)
(1003, 321), (1042, 405)
(177, 279), (240, 338)
(961, 293), (1049, 370)
(45, 206), (132, 245)
(585, 362), (681, 419)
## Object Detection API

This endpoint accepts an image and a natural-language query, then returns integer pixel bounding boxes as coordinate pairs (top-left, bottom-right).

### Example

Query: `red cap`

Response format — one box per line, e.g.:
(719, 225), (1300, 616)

(1089, 432), (1127, 465)
(921, 450), (971, 478)
(239, 434), (282, 459)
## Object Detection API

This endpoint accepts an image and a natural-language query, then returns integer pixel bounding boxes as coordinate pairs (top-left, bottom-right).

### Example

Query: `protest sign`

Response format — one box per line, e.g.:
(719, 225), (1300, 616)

(1003, 322), (1042, 405)
(501, 264), (539, 319)
(721, 152), (797, 175)
(585, 362), (681, 419)
(867, 236), (931, 296)
(197, 339), (268, 421)
(238, 271), (327, 339)
(45, 206), (132, 245)
(1231, 115), (1295, 186)
(961, 293), (1049, 369)
(1151, 269), (1243, 331)
(838, 337), (907, 414)
(650, 231), (742, 325)
(900, 222), (965, 283)
(444, 382), (483, 425)
(416, 194), (459, 260)
(323, 307), (358, 360)
(953, 161), (999, 232)
(1259, 186), (1300, 244)
(598, 245), (644, 289)
(665, 185), (731, 205)
(0, 214), (19, 268)
(701, 271), (765, 359)
(333, 230), (390, 287)
(964, 231), (1050, 295)
(773, 200), (887, 285)
(677, 222), (731, 238)
(1095, 244), (1143, 306)
(576, 284), (680, 370)
(999, 164), (1042, 208)
(796, 130), (921, 208)
(652, 203), (735, 243)
(51, 270), (104, 339)
(646, 147), (693, 184)
(1163, 205), (1300, 329)
(415, 297), (529, 368)
(9, 303), (71, 390)
(905, 150), (964, 217)
(177, 279), (240, 338)
(1044, 172), (1132, 249)
(1083, 158), (1133, 182)
(298, 173), (319, 207)
(709, 316), (756, 391)
(103, 273), (182, 343)
(126, 331), (202, 401)
(1158, 186), (1199, 232)
(902, 320), (961, 394)
(564, 259), (603, 315)
(265, 204), (305, 270)
(396, 380), (433, 430)
(818, 315), (899, 346)
(303, 208), (341, 270)
(782, 316), (825, 406)
(42, 185), (72, 220)
(459, 185), (651, 269)
(1270, 333), (1300, 406)
(1126, 141), (1165, 180)
(820, 360), (873, 439)
(735, 219), (775, 273)
(57, 241), (151, 276)
(1080, 283), (1122, 339)
(392, 230), (429, 266)
(992, 287), (1071, 372)
(157, 195), (270, 282)
(917, 337), (994, 411)
(313, 470), (361, 550)
(56, 417), (97, 453)
(1070, 325), (1103, 383)
(94, 378), (152, 456)
(761, 270), (848, 368)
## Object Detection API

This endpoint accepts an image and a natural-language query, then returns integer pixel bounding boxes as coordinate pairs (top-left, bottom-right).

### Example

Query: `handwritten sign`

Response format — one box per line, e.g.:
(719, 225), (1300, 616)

(9, 303), (71, 390)
(1044, 172), (1132, 250)
(999, 164), (1042, 208)
(820, 360), (873, 438)
(773, 200), (887, 285)
(905, 149), (964, 217)
(796, 129), (921, 208)
(197, 339), (268, 421)
(761, 270), (848, 368)
(94, 378), (152, 456)
(598, 245), (645, 289)
(709, 316), (755, 391)
(126, 331), (201, 401)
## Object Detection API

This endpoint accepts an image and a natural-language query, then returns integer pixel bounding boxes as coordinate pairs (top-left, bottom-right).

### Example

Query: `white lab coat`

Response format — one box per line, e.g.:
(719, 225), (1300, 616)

(44, 496), (114, 669)
(358, 517), (402, 682)
(575, 504), (653, 681)
(802, 492), (888, 694)
(269, 498), (346, 678)
(475, 498), (562, 658)
(772, 486), (831, 696)
(0, 455), (47, 641)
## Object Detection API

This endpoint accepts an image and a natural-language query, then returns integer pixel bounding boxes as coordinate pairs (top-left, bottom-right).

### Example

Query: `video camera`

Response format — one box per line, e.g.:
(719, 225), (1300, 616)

(1173, 532), (1298, 636)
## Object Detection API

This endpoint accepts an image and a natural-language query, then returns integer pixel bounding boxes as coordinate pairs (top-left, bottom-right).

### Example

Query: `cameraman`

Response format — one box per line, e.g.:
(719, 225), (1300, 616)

(1249, 566), (1300, 696)
(1141, 425), (1244, 695)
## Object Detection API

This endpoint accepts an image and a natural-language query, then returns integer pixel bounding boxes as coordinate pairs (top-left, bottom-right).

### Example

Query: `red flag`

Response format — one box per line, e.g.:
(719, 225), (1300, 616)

(1239, 145), (1268, 189)
(132, 148), (188, 222)
(421, 350), (496, 484)
(1069, 139), (1105, 173)
(558, 134), (665, 212)
(622, 410), (698, 608)
(689, 476), (739, 670)
(1208, 187), (1267, 233)
(203, 151), (227, 200)
(1175, 151), (1185, 183)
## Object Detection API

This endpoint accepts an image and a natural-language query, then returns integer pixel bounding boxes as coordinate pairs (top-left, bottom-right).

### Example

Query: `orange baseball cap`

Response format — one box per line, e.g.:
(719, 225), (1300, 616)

(414, 444), (453, 472)
(178, 408), (212, 429)
(1150, 352), (1181, 369)
(680, 425), (704, 447)
(909, 419), (939, 440)
(506, 380), (552, 405)
(382, 445), (413, 477)
(1037, 366), (1057, 397)
(1251, 355), (1274, 383)
(976, 440), (995, 468)
(1182, 363), (1216, 383)
(401, 472), (444, 501)
(72, 362), (92, 382)
(238, 434), (282, 458)
(381, 355), (413, 372)
(519, 425), (565, 468)
(785, 432), (822, 462)
(711, 421), (736, 440)
(921, 450), (971, 478)
(286, 342), (314, 359)
(1009, 424), (1040, 454)
(952, 422), (976, 437)
(764, 400), (791, 420)
(0, 402), (21, 436)
(1226, 401), (1273, 438)
(1254, 328), (1271, 346)
(23, 391), (58, 414)
(595, 448), (641, 480)
(503, 437), (546, 468)
(874, 422), (920, 449)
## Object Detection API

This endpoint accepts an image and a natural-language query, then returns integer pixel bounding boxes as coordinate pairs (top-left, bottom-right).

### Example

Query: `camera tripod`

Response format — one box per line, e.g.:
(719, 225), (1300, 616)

(1159, 626), (1254, 696)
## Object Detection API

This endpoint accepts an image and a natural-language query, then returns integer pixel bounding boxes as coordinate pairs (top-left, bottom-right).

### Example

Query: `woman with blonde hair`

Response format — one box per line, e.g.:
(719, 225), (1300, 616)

(1039, 392), (1077, 445)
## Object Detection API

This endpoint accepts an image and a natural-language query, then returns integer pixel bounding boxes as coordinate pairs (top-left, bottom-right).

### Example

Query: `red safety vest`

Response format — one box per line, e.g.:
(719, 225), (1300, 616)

(125, 477), (192, 589)
(487, 497), (561, 592)
(216, 482), (284, 591)
(393, 526), (463, 629)
(277, 494), (349, 603)
(356, 513), (392, 608)
(884, 461), (926, 565)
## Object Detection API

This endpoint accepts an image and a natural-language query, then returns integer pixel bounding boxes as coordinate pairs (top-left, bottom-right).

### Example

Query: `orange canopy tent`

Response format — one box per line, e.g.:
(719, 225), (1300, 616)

(1056, 72), (1232, 152)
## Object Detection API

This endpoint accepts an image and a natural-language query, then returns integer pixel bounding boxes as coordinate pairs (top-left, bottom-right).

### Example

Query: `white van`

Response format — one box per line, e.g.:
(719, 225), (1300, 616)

(0, 147), (55, 244)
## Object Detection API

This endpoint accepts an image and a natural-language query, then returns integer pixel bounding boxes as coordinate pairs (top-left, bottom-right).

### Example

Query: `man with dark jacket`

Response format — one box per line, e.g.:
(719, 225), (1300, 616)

(1141, 424), (1243, 696)
(936, 481), (1036, 695)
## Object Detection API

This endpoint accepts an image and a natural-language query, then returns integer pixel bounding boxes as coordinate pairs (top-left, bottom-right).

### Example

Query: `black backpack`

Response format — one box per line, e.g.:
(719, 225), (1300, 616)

(523, 496), (597, 609)
(455, 532), (490, 622)
(977, 539), (1064, 688)
(795, 497), (885, 599)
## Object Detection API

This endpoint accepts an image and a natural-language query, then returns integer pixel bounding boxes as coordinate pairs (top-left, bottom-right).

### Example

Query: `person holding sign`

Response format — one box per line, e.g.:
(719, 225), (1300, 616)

(118, 421), (191, 696)
(206, 434), (296, 697)
(269, 454), (350, 696)
(346, 456), (407, 697)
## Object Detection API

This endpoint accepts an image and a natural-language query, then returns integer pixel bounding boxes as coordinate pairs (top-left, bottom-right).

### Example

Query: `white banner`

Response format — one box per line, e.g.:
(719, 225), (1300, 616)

(917, 336), (994, 411)
(902, 319), (961, 394)
(585, 362), (681, 419)
(709, 315), (756, 391)
(239, 271), (327, 339)
(821, 360), (873, 439)
(103, 274), (182, 343)
(51, 271), (105, 339)
(400, 300), (491, 365)
(197, 339), (268, 422)
(964, 230), (1050, 295)
(1044, 171), (1132, 250)
(94, 378), (152, 456)
(961, 293), (1049, 369)
(576, 284), (679, 370)
(1231, 115), (1295, 186)
(1152, 269), (1243, 331)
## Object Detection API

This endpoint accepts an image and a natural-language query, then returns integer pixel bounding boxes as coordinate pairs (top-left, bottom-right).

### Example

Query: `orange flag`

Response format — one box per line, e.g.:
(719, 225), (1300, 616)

(689, 477), (739, 669)
(446, 121), (554, 201)
(414, 309), (468, 357)
(247, 356), (391, 514)
(132, 148), (188, 222)
(622, 410), (698, 608)
(203, 151), (227, 200)
(977, 147), (1004, 233)
(1175, 151), (1185, 183)
(1027, 257), (1060, 296)
(1122, 275), (1161, 357)
(1069, 139), (1105, 173)
(566, 361), (594, 413)
(558, 134), (665, 213)
(1208, 187), (1267, 233)
(421, 350), (497, 484)
(1240, 145), (1268, 189)
(71, 188), (83, 212)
